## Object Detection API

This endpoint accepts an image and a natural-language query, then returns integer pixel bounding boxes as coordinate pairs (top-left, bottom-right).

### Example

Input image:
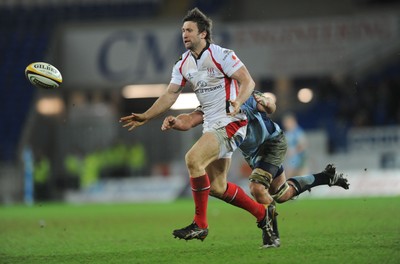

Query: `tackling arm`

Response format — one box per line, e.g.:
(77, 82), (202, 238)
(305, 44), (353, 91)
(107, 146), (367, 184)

(161, 110), (204, 131)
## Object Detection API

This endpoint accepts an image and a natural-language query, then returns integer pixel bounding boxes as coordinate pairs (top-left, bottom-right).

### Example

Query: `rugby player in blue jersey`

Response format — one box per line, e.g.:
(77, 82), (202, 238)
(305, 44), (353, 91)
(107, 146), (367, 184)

(161, 91), (350, 248)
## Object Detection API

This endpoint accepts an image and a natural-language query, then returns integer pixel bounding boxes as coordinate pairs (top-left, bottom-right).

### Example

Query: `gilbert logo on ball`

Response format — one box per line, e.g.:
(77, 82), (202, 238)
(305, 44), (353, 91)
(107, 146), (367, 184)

(25, 62), (63, 89)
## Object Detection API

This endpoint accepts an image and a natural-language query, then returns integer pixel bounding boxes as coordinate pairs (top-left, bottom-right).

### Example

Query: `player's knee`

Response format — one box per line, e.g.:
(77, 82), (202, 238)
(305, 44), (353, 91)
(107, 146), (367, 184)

(184, 152), (193, 166)
(185, 151), (200, 172)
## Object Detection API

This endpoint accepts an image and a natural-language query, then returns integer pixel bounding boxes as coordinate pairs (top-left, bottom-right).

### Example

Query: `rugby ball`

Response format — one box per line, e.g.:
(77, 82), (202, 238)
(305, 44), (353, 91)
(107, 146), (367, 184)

(25, 62), (62, 89)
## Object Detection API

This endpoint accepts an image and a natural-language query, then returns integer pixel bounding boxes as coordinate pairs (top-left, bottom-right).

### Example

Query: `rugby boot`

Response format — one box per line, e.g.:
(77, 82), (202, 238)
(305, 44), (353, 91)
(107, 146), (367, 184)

(323, 164), (350, 189)
(173, 222), (208, 241)
(257, 204), (280, 249)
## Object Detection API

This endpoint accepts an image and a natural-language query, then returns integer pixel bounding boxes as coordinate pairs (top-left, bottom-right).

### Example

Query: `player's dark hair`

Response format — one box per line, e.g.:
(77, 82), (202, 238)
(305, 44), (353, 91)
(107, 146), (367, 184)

(183, 7), (213, 43)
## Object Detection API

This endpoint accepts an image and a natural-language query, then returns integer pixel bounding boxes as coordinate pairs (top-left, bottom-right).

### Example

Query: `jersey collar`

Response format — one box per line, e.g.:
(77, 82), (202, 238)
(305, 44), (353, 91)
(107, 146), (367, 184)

(191, 42), (210, 60)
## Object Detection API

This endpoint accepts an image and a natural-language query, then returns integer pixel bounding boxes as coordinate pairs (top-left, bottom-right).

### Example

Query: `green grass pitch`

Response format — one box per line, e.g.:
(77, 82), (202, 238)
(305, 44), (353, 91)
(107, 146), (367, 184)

(1, 196), (399, 264)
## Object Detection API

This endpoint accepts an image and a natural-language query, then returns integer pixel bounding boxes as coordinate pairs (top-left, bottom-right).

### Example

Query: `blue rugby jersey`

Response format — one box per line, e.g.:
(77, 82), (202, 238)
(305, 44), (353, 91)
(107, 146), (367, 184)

(239, 96), (282, 167)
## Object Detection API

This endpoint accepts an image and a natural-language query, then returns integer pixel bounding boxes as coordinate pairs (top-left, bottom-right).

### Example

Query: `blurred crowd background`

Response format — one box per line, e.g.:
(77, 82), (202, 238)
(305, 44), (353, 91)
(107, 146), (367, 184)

(0, 0), (399, 204)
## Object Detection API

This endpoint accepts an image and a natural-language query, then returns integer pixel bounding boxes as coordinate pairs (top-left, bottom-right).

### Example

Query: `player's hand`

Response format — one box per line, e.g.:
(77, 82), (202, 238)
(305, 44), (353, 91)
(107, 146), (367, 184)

(119, 113), (147, 131)
(253, 92), (269, 109)
(253, 91), (276, 114)
(161, 116), (177, 131)
(227, 100), (241, 116)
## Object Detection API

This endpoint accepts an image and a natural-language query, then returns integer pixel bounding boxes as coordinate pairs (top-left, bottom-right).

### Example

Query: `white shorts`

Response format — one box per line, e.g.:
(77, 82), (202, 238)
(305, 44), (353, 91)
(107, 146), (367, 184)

(203, 119), (248, 159)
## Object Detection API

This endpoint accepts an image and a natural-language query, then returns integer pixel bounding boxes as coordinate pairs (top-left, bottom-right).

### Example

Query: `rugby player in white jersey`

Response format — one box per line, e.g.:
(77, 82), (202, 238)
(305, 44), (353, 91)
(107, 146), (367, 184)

(120, 8), (271, 244)
(161, 91), (350, 248)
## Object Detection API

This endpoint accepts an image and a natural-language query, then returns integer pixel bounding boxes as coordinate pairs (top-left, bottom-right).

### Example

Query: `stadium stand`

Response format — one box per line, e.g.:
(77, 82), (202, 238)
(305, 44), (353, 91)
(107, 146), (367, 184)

(1, 0), (399, 161)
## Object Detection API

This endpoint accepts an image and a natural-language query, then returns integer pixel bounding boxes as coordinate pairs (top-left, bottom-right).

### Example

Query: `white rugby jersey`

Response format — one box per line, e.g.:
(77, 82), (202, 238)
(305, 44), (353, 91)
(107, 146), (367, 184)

(170, 43), (247, 130)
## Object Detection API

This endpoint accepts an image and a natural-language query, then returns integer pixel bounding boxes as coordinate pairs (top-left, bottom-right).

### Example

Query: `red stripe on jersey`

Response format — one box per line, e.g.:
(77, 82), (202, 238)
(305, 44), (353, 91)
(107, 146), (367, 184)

(225, 119), (248, 138)
(208, 48), (231, 101)
(208, 48), (224, 73)
(224, 77), (231, 102)
(233, 79), (239, 95)
(179, 52), (191, 86)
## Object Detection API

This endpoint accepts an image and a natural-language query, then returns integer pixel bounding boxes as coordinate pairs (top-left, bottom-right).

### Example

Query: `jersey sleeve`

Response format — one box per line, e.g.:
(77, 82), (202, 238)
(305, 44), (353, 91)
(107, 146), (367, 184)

(170, 57), (186, 86)
(219, 48), (244, 77)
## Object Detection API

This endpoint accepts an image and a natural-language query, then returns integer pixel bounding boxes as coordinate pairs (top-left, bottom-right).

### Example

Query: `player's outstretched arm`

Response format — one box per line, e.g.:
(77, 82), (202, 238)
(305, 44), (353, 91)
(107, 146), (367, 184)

(120, 83), (182, 131)
(120, 113), (148, 131)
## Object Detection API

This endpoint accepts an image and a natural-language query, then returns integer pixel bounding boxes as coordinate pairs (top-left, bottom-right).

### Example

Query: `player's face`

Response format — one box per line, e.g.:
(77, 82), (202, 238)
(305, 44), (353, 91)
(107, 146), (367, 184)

(182, 21), (206, 52)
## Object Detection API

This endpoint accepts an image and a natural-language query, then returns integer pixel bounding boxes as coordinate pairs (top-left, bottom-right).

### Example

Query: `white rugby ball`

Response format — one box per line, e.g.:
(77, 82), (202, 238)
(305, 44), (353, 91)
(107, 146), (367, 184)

(25, 62), (62, 89)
